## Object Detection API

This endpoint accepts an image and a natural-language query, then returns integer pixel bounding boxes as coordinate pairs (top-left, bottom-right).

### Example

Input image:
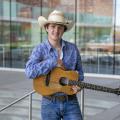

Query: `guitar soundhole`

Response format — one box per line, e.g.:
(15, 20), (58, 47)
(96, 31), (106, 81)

(59, 77), (68, 86)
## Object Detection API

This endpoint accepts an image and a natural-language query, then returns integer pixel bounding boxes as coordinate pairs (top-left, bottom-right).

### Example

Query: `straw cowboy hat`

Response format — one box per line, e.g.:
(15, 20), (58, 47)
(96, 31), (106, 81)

(38, 10), (74, 31)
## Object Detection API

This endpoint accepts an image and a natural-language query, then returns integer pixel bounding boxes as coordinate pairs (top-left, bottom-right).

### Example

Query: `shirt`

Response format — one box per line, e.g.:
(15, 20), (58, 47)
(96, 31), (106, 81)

(25, 39), (84, 81)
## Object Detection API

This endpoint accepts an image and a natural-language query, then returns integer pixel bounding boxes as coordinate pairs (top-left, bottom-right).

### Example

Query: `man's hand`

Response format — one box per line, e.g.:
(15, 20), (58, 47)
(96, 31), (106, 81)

(57, 59), (65, 69)
(57, 59), (63, 66)
(72, 85), (81, 94)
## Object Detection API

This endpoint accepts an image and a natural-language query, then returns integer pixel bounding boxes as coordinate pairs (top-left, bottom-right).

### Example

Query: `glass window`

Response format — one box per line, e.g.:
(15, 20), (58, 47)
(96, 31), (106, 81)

(114, 0), (120, 74)
(41, 0), (76, 43)
(0, 0), (3, 16)
(0, 0), (120, 75)
(77, 0), (114, 74)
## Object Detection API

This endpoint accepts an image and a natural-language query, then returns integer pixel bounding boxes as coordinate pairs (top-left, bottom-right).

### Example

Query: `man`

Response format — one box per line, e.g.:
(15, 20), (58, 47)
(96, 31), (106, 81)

(25, 10), (84, 120)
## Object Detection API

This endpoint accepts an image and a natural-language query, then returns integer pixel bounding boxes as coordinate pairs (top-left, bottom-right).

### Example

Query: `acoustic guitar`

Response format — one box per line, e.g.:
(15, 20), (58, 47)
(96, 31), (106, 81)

(33, 67), (120, 96)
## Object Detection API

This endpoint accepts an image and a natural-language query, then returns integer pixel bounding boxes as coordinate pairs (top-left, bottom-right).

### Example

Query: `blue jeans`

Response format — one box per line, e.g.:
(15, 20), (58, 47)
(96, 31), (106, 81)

(41, 96), (83, 120)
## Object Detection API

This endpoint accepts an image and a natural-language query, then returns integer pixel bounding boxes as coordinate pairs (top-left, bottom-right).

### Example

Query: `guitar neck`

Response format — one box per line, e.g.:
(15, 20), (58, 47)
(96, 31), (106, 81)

(69, 80), (116, 94)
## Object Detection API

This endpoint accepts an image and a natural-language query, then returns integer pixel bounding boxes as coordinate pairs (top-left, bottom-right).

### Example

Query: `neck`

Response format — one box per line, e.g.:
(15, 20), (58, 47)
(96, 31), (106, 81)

(48, 39), (61, 49)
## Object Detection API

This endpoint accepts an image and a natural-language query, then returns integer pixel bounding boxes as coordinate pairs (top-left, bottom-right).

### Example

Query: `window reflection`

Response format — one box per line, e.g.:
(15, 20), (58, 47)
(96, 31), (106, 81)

(0, 0), (120, 75)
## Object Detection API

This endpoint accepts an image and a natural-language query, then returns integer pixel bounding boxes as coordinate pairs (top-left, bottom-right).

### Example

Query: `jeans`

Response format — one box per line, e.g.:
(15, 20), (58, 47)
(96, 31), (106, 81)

(41, 96), (83, 120)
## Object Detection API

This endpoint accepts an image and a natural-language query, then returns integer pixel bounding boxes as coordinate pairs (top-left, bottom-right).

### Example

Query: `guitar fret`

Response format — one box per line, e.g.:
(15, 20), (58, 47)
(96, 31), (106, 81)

(69, 80), (115, 94)
(34, 67), (119, 96)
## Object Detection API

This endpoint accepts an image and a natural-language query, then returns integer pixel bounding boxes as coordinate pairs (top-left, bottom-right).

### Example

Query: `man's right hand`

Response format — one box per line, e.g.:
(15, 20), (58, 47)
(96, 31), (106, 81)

(57, 59), (65, 69)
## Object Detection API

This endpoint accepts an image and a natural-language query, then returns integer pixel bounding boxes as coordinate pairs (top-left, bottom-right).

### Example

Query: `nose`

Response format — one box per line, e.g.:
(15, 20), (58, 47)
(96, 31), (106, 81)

(54, 26), (59, 32)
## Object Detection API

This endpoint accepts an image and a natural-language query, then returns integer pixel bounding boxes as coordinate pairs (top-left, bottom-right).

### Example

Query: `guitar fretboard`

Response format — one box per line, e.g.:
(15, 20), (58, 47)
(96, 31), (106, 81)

(69, 80), (116, 94)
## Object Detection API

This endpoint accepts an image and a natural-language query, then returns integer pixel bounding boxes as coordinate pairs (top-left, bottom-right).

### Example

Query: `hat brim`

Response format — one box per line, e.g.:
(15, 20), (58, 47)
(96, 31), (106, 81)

(38, 16), (74, 31)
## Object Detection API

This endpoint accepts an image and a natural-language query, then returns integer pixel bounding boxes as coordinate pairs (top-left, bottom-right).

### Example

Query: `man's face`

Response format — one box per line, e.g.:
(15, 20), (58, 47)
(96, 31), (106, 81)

(46, 23), (65, 42)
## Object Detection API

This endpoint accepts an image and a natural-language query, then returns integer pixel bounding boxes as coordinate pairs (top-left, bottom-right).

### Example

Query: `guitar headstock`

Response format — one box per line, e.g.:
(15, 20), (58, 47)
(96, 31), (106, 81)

(114, 88), (120, 95)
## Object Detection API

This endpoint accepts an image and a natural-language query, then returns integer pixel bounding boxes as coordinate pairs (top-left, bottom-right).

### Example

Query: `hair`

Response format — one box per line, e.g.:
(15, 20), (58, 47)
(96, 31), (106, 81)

(64, 26), (67, 31)
(45, 23), (67, 32)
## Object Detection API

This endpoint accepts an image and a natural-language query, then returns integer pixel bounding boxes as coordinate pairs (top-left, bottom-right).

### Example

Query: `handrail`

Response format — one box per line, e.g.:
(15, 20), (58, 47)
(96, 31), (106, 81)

(0, 90), (35, 112)
(81, 89), (84, 119)
(0, 90), (84, 119)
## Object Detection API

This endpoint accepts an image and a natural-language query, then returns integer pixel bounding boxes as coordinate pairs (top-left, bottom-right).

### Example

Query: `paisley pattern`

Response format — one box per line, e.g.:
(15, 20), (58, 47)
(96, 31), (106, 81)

(25, 39), (84, 81)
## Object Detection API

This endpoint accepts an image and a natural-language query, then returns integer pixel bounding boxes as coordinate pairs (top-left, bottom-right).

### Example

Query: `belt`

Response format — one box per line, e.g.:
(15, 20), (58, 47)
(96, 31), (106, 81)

(43, 94), (76, 102)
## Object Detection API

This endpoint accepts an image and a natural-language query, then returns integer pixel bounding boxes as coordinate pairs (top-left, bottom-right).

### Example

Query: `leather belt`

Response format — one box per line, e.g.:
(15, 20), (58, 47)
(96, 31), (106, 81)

(43, 94), (76, 102)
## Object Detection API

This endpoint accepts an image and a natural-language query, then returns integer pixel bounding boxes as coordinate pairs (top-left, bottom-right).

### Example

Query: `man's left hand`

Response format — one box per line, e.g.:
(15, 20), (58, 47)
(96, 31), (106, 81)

(72, 85), (81, 94)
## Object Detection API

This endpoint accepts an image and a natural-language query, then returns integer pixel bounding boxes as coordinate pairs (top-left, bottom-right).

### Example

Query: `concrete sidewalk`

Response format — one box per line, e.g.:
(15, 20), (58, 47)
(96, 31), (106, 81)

(0, 68), (120, 120)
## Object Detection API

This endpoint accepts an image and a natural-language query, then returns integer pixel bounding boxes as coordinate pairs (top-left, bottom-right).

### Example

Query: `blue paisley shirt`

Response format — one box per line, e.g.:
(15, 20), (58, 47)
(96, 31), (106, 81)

(25, 39), (84, 81)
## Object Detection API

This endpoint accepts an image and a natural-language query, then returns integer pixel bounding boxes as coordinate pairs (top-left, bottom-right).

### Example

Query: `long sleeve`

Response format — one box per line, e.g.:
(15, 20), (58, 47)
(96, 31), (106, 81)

(25, 45), (57, 79)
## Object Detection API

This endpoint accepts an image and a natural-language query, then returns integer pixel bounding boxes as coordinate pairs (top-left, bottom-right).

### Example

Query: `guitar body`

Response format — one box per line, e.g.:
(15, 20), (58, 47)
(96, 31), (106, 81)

(33, 67), (120, 95)
(33, 67), (79, 95)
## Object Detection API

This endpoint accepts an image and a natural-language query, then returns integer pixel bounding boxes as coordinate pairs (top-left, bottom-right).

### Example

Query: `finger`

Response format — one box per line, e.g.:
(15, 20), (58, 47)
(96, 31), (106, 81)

(72, 86), (81, 93)
(72, 86), (78, 93)
(57, 59), (65, 69)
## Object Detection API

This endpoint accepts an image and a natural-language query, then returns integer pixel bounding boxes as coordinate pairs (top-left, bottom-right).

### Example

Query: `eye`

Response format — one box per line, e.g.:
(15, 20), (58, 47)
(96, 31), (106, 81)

(58, 26), (63, 29)
(50, 25), (55, 28)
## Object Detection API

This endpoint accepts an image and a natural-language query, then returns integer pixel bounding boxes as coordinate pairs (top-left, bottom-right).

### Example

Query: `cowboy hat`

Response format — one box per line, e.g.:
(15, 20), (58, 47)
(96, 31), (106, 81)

(38, 10), (74, 31)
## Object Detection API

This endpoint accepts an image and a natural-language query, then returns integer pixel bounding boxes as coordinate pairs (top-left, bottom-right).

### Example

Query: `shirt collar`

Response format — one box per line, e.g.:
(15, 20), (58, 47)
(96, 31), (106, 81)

(45, 39), (65, 52)
(61, 40), (65, 49)
(45, 39), (53, 52)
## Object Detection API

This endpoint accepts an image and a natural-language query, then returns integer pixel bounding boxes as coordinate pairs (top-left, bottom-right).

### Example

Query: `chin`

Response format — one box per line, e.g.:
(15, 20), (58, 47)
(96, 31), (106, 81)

(53, 37), (59, 41)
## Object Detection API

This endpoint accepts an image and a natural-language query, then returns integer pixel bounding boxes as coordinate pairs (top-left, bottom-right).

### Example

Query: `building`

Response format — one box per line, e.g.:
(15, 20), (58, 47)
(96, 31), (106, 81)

(0, 0), (120, 120)
(0, 0), (120, 75)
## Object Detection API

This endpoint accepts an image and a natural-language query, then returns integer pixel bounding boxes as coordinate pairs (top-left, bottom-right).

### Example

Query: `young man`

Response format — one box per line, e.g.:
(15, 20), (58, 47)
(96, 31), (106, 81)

(25, 10), (84, 120)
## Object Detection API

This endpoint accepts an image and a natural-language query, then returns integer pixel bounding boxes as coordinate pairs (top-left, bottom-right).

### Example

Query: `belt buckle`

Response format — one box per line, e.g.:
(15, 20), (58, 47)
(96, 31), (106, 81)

(57, 95), (68, 102)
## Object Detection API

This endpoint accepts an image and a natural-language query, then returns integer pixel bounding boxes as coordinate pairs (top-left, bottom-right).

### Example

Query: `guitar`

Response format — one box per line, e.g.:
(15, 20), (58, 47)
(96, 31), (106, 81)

(33, 67), (120, 96)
